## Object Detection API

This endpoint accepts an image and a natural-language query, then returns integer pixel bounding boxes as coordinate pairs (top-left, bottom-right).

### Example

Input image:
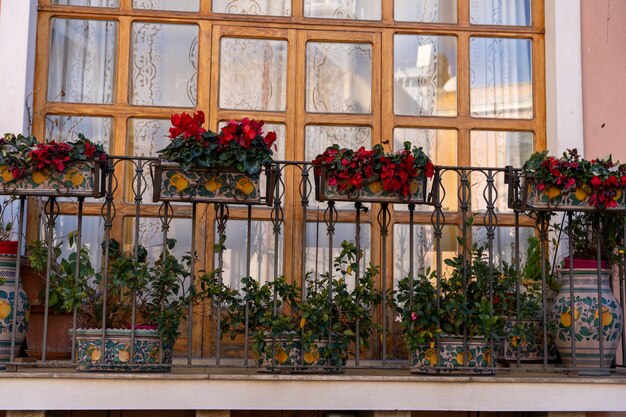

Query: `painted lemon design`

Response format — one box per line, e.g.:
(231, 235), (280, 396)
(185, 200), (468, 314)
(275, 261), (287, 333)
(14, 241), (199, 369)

(170, 173), (189, 192)
(560, 307), (581, 327)
(0, 300), (12, 320)
(275, 347), (289, 364)
(483, 350), (491, 365)
(303, 349), (320, 364)
(614, 189), (623, 202)
(543, 186), (560, 200)
(0, 166), (13, 182)
(90, 347), (102, 362)
(118, 349), (130, 363)
(368, 181), (382, 193)
(409, 179), (420, 195)
(235, 177), (255, 195)
(65, 169), (85, 187)
(574, 187), (588, 201)
(299, 317), (307, 330)
(204, 178), (222, 193)
(510, 336), (520, 348)
(25, 308), (30, 323)
(32, 171), (47, 185)
(455, 352), (465, 365)
(424, 348), (437, 365)
(594, 306), (613, 326)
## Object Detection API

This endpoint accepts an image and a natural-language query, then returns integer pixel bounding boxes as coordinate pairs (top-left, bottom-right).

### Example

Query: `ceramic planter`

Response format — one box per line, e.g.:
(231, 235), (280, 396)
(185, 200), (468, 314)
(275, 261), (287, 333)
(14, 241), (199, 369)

(520, 177), (626, 211)
(314, 165), (428, 204)
(73, 328), (172, 372)
(152, 161), (277, 206)
(500, 318), (557, 363)
(410, 336), (494, 375)
(0, 254), (29, 364)
(0, 161), (105, 198)
(550, 264), (623, 375)
(255, 332), (301, 372)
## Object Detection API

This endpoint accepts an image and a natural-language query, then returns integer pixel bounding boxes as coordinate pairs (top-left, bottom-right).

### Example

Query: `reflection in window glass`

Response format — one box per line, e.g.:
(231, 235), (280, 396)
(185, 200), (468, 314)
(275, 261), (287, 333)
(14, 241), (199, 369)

(470, 130), (534, 212)
(125, 217), (192, 264)
(45, 115), (113, 152)
(304, 0), (381, 20)
(470, 37), (533, 119)
(306, 42), (372, 114)
(393, 224), (457, 284)
(393, 128), (457, 212)
(133, 0), (199, 12)
(48, 19), (118, 104)
(52, 0), (118, 6)
(394, 0), (457, 23)
(394, 35), (457, 117)
(213, 0), (291, 16)
(130, 23), (198, 107)
(219, 38), (288, 111)
(216, 220), (283, 289)
(472, 226), (535, 268)
(306, 222), (371, 291)
(51, 215), (105, 270)
(470, 0), (531, 26)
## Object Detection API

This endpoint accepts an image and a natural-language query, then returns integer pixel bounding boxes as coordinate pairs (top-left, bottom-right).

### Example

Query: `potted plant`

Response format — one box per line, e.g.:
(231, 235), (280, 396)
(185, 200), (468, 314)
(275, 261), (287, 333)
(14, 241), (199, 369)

(392, 240), (502, 374)
(0, 133), (107, 198)
(73, 239), (207, 371)
(312, 142), (435, 204)
(153, 111), (278, 205)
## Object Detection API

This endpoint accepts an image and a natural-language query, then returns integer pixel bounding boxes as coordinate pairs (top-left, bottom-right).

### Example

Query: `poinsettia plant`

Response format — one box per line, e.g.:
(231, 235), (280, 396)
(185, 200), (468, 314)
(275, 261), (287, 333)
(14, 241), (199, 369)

(158, 111), (277, 179)
(523, 148), (626, 209)
(0, 133), (107, 180)
(312, 142), (434, 198)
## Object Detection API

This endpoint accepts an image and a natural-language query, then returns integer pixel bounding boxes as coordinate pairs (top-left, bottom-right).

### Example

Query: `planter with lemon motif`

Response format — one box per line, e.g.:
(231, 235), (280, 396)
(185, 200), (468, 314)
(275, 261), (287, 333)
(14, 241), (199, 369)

(549, 264), (623, 375)
(153, 161), (276, 206)
(0, 161), (105, 198)
(500, 318), (557, 363)
(410, 337), (494, 374)
(255, 333), (301, 373)
(73, 328), (172, 372)
(315, 165), (428, 204)
(521, 178), (626, 211)
(0, 254), (29, 364)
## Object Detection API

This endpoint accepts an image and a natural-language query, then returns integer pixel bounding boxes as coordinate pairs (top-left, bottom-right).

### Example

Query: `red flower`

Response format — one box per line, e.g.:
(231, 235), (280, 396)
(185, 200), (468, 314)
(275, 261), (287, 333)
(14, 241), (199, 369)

(591, 176), (602, 187)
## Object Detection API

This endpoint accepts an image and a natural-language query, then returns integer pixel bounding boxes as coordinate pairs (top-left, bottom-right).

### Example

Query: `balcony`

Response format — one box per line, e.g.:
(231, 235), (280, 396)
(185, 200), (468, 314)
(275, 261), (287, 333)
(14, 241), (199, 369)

(0, 157), (625, 412)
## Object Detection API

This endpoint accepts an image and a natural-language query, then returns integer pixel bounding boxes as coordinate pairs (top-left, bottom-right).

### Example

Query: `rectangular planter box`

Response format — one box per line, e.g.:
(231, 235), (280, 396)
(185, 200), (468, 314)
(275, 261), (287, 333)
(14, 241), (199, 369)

(152, 161), (277, 206)
(314, 165), (429, 204)
(0, 161), (105, 198)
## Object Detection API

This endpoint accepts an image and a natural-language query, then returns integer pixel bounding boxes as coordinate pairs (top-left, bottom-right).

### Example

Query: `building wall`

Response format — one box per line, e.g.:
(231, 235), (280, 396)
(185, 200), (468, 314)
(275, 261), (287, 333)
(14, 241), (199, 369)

(581, 0), (626, 161)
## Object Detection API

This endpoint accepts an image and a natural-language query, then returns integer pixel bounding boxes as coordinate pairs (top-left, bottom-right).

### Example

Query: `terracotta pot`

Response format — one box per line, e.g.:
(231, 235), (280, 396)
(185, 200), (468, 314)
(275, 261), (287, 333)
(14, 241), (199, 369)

(0, 241), (18, 256)
(20, 263), (46, 307)
(25, 307), (73, 360)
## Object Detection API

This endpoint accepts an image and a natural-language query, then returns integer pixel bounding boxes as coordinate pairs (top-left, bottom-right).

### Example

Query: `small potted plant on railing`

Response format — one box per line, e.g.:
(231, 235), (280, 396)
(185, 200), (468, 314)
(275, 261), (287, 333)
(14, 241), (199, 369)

(312, 142), (434, 204)
(0, 133), (107, 198)
(153, 111), (278, 205)
(73, 239), (208, 372)
(391, 240), (502, 374)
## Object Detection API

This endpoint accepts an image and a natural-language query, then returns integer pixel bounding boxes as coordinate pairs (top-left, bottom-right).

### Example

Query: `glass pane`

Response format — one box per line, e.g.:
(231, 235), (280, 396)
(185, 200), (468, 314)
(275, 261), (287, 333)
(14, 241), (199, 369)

(394, 35), (457, 116)
(393, 224), (457, 284)
(393, 128), (457, 211)
(133, 0), (199, 12)
(472, 226), (534, 267)
(218, 121), (286, 161)
(48, 19), (118, 104)
(216, 220), (283, 288)
(131, 23), (198, 107)
(219, 38), (288, 111)
(305, 222), (371, 291)
(304, 0), (381, 20)
(470, 37), (533, 119)
(470, 0), (531, 26)
(213, 0), (291, 16)
(51, 215), (105, 270)
(394, 0), (457, 23)
(470, 130), (534, 212)
(124, 217), (192, 264)
(306, 42), (372, 114)
(51, 0), (118, 6)
(45, 115), (113, 153)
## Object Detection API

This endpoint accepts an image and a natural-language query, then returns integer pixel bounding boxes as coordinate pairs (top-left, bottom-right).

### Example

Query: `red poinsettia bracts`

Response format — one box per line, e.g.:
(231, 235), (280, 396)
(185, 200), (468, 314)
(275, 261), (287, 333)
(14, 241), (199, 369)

(30, 141), (73, 172)
(168, 111), (207, 141)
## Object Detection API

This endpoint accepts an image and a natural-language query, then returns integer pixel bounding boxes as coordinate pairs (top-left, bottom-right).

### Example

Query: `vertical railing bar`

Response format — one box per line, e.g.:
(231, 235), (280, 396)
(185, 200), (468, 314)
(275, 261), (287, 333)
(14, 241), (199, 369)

(567, 211), (577, 370)
(379, 203), (390, 365)
(271, 168), (283, 371)
(301, 164), (309, 295)
(486, 169), (496, 370)
(514, 210), (521, 368)
(9, 196), (26, 363)
(244, 204), (252, 367)
(324, 202), (336, 362)
(130, 160), (144, 366)
(99, 159), (116, 365)
(71, 197), (84, 363)
(41, 197), (56, 364)
(622, 217), (626, 366)
(215, 203), (227, 366)
(460, 169), (469, 367)
(432, 169), (444, 369)
(188, 202), (197, 366)
(539, 217), (549, 369)
(354, 201), (362, 366)
(408, 203), (415, 367)
(159, 201), (171, 366)
(596, 215), (605, 370)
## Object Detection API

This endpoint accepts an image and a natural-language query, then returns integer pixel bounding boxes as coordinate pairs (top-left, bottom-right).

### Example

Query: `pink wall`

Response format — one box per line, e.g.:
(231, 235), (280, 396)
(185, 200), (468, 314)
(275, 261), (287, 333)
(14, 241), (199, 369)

(581, 0), (626, 161)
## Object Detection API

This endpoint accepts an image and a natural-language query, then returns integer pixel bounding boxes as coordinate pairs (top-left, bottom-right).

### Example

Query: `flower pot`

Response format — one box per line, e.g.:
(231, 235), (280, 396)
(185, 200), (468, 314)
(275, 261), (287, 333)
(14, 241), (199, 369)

(152, 161), (277, 206)
(500, 318), (557, 363)
(255, 332), (301, 373)
(0, 254), (29, 363)
(410, 336), (494, 375)
(25, 307), (72, 360)
(20, 263), (46, 307)
(550, 265), (623, 375)
(0, 241), (18, 256)
(72, 328), (172, 372)
(314, 165), (428, 204)
(0, 161), (106, 198)
(521, 178), (626, 211)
